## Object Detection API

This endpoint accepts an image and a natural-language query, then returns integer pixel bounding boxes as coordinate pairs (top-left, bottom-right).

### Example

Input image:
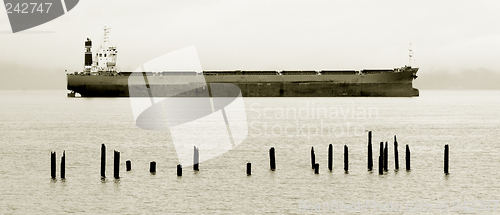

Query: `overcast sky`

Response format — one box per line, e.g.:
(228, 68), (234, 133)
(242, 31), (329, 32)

(0, 0), (499, 89)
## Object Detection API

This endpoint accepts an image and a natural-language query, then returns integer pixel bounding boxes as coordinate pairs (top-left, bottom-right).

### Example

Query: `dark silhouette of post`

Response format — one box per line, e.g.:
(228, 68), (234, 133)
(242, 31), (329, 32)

(328, 144), (333, 171)
(384, 142), (388, 172)
(269, 147), (276, 171)
(394, 135), (399, 170)
(406, 144), (410, 171)
(311, 147), (315, 169)
(368, 131), (373, 171)
(314, 163), (319, 174)
(193, 146), (199, 171)
(444, 145), (449, 174)
(378, 156), (383, 175)
(61, 151), (65, 179)
(101, 144), (106, 178)
(114, 150), (120, 179)
(51, 151), (56, 179)
(379, 142), (384, 163)
(379, 142), (384, 173)
(247, 163), (251, 175)
(177, 164), (182, 176)
(126, 160), (131, 171)
(150, 161), (156, 173)
(344, 145), (348, 172)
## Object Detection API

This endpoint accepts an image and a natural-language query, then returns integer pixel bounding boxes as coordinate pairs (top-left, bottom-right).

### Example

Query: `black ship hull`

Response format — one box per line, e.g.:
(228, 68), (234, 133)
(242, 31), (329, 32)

(67, 67), (419, 97)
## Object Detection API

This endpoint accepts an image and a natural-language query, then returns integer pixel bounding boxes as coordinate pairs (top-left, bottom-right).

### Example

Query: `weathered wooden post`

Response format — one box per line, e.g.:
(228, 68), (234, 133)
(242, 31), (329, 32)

(314, 163), (319, 174)
(177, 164), (182, 176)
(51, 151), (56, 179)
(328, 144), (333, 171)
(379, 142), (384, 163)
(384, 142), (388, 172)
(379, 142), (384, 173)
(378, 156), (383, 175)
(193, 146), (199, 171)
(113, 150), (120, 179)
(269, 147), (276, 171)
(101, 144), (106, 178)
(126, 160), (131, 171)
(247, 163), (251, 175)
(344, 145), (348, 172)
(311, 147), (315, 169)
(444, 144), (449, 174)
(406, 144), (410, 171)
(61, 151), (65, 179)
(368, 131), (373, 171)
(150, 161), (156, 173)
(394, 135), (399, 170)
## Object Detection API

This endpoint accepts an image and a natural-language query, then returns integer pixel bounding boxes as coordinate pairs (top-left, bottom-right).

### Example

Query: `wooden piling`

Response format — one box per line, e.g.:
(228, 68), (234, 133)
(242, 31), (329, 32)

(368, 131), (373, 171)
(379, 142), (384, 162)
(406, 144), (410, 171)
(394, 135), (399, 170)
(311, 147), (315, 169)
(314, 163), (319, 174)
(114, 150), (120, 179)
(126, 160), (131, 171)
(344, 145), (348, 172)
(269, 147), (276, 171)
(150, 161), (156, 173)
(247, 163), (251, 175)
(384, 142), (388, 172)
(61, 151), (65, 179)
(193, 146), (199, 171)
(51, 151), (56, 179)
(328, 144), (333, 171)
(378, 156), (383, 175)
(379, 142), (384, 173)
(101, 144), (105, 178)
(444, 144), (449, 174)
(177, 164), (182, 176)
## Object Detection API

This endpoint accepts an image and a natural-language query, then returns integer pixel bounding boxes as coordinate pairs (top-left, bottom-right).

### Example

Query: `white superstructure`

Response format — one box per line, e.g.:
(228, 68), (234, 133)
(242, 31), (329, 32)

(86, 27), (118, 75)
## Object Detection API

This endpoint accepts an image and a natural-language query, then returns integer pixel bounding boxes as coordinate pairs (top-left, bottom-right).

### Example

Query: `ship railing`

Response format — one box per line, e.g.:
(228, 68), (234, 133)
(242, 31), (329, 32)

(203, 71), (240, 75)
(241, 71), (277, 75)
(320, 70), (357, 75)
(361, 69), (395, 74)
(203, 71), (278, 75)
(281, 70), (317, 75)
(159, 71), (197, 76)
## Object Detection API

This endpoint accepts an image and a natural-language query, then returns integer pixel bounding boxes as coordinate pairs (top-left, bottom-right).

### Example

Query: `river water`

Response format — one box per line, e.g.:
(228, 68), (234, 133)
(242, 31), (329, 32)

(0, 90), (499, 213)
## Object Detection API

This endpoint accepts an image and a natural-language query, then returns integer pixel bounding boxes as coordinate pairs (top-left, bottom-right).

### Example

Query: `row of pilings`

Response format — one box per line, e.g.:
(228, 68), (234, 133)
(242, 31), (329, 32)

(51, 144), (197, 179)
(51, 133), (450, 179)
(307, 131), (449, 174)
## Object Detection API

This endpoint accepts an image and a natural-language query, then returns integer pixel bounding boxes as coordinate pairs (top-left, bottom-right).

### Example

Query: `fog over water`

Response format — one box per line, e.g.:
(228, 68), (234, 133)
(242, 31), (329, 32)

(1, 0), (499, 89)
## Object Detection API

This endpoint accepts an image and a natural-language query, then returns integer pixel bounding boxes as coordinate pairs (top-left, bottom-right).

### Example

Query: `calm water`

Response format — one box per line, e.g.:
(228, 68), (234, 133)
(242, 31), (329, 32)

(1, 90), (500, 214)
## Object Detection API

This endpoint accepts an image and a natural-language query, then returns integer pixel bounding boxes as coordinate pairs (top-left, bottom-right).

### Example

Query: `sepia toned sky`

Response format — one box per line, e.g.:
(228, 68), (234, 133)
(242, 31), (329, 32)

(0, 0), (499, 89)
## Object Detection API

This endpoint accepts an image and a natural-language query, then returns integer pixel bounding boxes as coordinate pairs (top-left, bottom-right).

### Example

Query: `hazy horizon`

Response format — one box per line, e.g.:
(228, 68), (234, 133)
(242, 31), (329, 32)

(1, 0), (499, 90)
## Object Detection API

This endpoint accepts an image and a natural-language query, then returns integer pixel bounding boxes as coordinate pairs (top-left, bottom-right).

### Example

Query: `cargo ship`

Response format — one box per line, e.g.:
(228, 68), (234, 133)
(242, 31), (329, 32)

(67, 28), (419, 97)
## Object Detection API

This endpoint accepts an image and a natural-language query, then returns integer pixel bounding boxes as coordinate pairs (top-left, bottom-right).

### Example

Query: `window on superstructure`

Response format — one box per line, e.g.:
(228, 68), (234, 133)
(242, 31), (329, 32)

(104, 54), (107, 57)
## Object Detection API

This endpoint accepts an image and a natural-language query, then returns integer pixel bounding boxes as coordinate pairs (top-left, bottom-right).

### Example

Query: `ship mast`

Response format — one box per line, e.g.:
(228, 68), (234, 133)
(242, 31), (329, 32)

(102, 26), (111, 49)
(408, 43), (413, 67)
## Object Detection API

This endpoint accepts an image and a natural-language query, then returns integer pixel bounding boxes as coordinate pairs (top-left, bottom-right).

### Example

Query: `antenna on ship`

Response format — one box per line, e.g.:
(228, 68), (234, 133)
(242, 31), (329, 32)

(409, 43), (413, 67)
(102, 26), (111, 48)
